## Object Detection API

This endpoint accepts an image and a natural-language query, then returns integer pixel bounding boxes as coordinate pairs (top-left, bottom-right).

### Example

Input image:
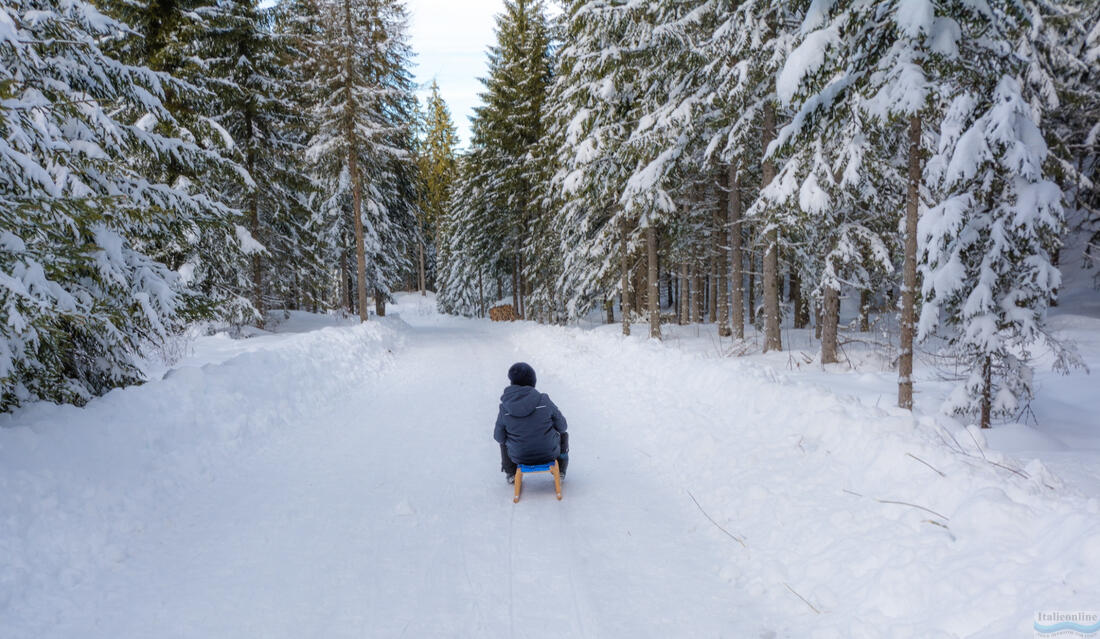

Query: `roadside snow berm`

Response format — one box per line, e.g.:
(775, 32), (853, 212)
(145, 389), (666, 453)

(513, 460), (562, 503)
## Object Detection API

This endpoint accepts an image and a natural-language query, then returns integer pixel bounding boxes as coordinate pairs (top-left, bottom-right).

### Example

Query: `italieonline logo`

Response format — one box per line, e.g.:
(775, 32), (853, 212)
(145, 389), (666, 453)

(1035, 611), (1100, 637)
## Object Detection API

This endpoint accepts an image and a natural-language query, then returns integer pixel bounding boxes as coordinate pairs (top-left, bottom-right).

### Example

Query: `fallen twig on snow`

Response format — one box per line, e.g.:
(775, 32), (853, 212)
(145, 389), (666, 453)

(906, 453), (946, 477)
(923, 519), (956, 541)
(876, 499), (949, 521)
(783, 582), (821, 614)
(686, 490), (746, 548)
(844, 489), (949, 521)
(987, 459), (1029, 479)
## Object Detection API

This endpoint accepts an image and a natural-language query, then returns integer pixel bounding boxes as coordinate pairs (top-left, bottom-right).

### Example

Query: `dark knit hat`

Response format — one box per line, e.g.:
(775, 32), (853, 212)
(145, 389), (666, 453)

(508, 362), (537, 387)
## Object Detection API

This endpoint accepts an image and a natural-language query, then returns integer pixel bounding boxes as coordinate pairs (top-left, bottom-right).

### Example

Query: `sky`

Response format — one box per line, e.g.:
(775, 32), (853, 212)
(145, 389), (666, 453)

(406, 0), (559, 149)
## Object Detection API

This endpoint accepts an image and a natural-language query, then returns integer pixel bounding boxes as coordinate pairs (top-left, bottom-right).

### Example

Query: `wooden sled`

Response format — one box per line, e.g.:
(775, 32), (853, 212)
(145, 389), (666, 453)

(513, 460), (562, 503)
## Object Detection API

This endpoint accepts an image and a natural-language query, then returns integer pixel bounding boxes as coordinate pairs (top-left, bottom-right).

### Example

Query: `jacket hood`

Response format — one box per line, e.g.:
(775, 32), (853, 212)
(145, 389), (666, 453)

(500, 385), (542, 418)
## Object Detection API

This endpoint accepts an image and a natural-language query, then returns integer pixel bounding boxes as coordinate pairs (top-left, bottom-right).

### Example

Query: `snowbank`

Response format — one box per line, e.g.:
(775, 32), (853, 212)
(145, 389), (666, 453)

(0, 319), (403, 628)
(510, 322), (1100, 637)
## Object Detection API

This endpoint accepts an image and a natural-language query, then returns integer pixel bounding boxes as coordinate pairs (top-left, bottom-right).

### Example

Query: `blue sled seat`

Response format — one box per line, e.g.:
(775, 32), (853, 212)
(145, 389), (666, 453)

(513, 459), (562, 502)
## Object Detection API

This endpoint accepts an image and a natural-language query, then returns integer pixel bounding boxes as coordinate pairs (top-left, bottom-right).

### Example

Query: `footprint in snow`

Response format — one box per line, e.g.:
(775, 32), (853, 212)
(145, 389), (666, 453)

(394, 498), (416, 516)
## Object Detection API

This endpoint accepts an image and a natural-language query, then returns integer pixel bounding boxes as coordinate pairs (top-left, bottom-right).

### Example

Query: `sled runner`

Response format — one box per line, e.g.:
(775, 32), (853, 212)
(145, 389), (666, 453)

(513, 460), (562, 503)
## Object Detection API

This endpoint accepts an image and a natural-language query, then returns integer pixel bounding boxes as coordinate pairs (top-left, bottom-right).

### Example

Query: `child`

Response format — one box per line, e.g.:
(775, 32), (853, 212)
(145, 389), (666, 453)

(493, 362), (569, 483)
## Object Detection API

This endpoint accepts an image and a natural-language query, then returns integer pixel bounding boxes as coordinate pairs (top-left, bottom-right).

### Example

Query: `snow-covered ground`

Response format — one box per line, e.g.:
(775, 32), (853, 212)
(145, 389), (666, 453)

(1, 292), (1097, 638)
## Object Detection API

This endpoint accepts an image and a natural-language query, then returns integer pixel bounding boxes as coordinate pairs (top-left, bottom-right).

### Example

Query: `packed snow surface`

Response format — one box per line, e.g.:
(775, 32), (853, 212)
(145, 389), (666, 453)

(1, 294), (1097, 638)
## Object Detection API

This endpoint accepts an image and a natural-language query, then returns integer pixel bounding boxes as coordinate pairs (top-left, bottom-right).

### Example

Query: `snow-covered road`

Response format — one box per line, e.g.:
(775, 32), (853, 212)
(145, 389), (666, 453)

(2, 295), (1098, 638)
(1, 306), (761, 637)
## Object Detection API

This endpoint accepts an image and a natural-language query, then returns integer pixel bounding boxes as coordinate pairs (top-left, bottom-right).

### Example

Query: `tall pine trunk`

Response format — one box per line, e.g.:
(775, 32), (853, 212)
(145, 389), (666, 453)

(729, 161), (743, 339)
(708, 254), (718, 324)
(246, 122), (264, 328)
(980, 354), (992, 429)
(250, 191), (264, 327)
(747, 247), (756, 328)
(790, 266), (804, 329)
(899, 114), (920, 409)
(478, 270), (485, 318)
(511, 255), (519, 316)
(340, 245), (349, 314)
(621, 216), (631, 336)
(859, 288), (871, 332)
(717, 168), (731, 337)
(518, 253), (526, 319)
(647, 226), (660, 339)
(349, 151), (369, 322)
(821, 285), (840, 364)
(342, 0), (368, 323)
(679, 263), (689, 325)
(417, 239), (426, 295)
(692, 264), (704, 323)
(761, 101), (781, 352)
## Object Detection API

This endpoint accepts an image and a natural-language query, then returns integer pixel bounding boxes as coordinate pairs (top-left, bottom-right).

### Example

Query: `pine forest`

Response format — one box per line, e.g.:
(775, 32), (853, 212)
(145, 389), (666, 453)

(4, 0), (1100, 429)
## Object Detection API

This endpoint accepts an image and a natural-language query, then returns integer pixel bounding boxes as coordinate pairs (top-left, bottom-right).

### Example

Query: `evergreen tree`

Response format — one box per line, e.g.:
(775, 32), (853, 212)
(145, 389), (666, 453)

(462, 0), (552, 319)
(307, 0), (418, 321)
(437, 156), (491, 316)
(0, 0), (237, 408)
(414, 80), (459, 295)
(538, 0), (641, 329)
(206, 0), (306, 324)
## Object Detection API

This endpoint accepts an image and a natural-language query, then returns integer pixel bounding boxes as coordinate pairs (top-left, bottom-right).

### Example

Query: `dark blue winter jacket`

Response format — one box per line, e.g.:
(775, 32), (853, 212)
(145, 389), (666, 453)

(494, 385), (568, 465)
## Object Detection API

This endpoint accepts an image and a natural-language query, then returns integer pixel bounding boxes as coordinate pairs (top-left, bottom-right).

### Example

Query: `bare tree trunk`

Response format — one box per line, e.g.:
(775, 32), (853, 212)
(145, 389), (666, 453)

(729, 161), (743, 339)
(859, 288), (871, 332)
(692, 264), (704, 323)
(478, 270), (485, 318)
(1051, 247), (1060, 306)
(707, 182), (718, 323)
(980, 354), (992, 429)
(821, 285), (840, 364)
(375, 286), (385, 317)
(708, 251), (718, 324)
(621, 217), (631, 336)
(761, 101), (781, 352)
(814, 300), (823, 339)
(511, 255), (519, 316)
(679, 263), (689, 325)
(899, 114), (921, 410)
(790, 266), (805, 329)
(647, 226), (660, 339)
(666, 268), (675, 309)
(341, 0), (369, 323)
(605, 298), (614, 324)
(247, 138), (264, 328)
(747, 247), (756, 328)
(349, 151), (369, 322)
(518, 253), (525, 319)
(417, 240), (426, 296)
(716, 169), (731, 337)
(340, 249), (350, 314)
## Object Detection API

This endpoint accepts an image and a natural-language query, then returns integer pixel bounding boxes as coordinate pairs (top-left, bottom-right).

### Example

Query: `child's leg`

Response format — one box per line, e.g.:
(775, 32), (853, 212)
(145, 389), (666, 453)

(500, 443), (517, 475)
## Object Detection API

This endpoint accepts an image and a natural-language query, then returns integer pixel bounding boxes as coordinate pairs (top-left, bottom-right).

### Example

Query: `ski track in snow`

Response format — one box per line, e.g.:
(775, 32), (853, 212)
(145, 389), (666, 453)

(1, 294), (1097, 638)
